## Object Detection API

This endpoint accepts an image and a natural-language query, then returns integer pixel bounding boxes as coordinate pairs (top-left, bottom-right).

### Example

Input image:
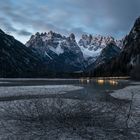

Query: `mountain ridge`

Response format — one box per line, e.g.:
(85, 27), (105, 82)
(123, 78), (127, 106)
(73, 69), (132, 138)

(0, 29), (46, 77)
(1, 16), (140, 78)
(90, 16), (140, 77)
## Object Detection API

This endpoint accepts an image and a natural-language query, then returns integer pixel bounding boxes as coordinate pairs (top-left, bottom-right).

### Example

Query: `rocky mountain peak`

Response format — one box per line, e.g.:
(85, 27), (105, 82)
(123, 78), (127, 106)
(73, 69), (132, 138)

(26, 31), (85, 72)
(69, 33), (75, 40)
(79, 34), (121, 49)
(129, 16), (140, 40)
(78, 34), (123, 64)
(123, 16), (140, 50)
(35, 32), (40, 36)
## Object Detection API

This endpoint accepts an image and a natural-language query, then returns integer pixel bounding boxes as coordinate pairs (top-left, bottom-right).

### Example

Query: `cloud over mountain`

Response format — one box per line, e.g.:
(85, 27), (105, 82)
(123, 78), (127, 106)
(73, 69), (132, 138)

(0, 0), (140, 43)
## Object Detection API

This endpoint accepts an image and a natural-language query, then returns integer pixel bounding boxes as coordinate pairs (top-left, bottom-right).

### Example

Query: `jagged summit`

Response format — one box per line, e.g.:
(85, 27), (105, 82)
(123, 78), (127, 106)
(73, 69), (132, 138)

(128, 16), (140, 41)
(78, 34), (122, 64)
(79, 34), (122, 49)
(26, 31), (85, 72)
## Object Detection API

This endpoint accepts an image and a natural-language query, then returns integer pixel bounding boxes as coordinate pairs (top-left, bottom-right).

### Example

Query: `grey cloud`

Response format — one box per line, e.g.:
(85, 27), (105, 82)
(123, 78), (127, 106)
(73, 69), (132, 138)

(0, 17), (32, 37)
(0, 17), (17, 32)
(0, 0), (140, 43)
(56, 0), (140, 36)
(70, 27), (87, 38)
(17, 30), (32, 36)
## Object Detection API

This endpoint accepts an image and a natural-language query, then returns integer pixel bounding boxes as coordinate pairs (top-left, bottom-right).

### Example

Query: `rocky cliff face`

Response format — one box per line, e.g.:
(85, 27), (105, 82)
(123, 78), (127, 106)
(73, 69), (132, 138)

(122, 17), (140, 66)
(0, 29), (44, 77)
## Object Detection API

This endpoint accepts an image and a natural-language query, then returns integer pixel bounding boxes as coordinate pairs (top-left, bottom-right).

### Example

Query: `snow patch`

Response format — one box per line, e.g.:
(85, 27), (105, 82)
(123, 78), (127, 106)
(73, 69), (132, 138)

(49, 43), (64, 55)
(45, 51), (53, 60)
(80, 46), (102, 59)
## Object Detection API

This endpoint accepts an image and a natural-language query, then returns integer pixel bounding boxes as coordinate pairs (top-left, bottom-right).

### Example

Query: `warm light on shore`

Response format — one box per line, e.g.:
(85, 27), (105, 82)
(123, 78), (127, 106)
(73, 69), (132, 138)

(79, 78), (90, 84)
(109, 80), (118, 85)
(87, 79), (90, 83)
(97, 79), (105, 85)
(96, 79), (118, 86)
(80, 78), (84, 83)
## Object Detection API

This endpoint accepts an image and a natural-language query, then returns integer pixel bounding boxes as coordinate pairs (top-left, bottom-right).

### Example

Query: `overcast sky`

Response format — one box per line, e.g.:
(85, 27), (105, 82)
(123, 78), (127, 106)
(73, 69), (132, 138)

(0, 0), (140, 43)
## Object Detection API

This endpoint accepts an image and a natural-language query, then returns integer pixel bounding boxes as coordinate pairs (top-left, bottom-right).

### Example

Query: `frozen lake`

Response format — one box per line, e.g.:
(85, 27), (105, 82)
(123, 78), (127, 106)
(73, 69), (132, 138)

(1, 78), (136, 140)
(0, 78), (130, 101)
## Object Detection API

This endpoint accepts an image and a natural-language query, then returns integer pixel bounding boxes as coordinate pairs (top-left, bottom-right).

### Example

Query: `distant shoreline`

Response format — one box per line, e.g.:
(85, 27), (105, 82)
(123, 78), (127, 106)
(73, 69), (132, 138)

(0, 76), (130, 80)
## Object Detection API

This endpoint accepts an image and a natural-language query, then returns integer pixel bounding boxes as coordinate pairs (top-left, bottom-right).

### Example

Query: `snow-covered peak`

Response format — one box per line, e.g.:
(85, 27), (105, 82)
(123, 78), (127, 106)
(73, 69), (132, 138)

(79, 34), (118, 49)
(26, 31), (65, 54)
(115, 39), (124, 49)
(78, 34), (122, 61)
(26, 31), (85, 71)
(26, 31), (82, 55)
(26, 31), (84, 59)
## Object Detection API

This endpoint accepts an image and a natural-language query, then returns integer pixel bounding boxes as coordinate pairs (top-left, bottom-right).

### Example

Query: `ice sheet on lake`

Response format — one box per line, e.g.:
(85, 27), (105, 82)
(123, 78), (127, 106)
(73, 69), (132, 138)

(110, 84), (140, 105)
(0, 78), (81, 81)
(0, 85), (83, 98)
(0, 82), (10, 84)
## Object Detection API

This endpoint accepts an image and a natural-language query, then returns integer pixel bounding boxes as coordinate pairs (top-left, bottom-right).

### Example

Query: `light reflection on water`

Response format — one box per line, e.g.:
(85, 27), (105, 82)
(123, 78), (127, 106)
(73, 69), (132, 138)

(79, 78), (90, 84)
(97, 79), (118, 86)
(79, 78), (119, 86)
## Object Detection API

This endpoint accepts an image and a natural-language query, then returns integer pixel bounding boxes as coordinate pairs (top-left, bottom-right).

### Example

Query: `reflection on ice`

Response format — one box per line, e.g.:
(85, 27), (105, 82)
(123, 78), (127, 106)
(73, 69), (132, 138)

(109, 80), (118, 86)
(79, 78), (119, 86)
(79, 78), (90, 84)
(96, 79), (118, 86)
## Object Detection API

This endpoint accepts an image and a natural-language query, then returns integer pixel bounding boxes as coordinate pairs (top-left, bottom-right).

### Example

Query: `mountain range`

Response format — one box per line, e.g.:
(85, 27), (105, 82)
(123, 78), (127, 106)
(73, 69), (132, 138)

(26, 30), (122, 73)
(0, 17), (140, 78)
